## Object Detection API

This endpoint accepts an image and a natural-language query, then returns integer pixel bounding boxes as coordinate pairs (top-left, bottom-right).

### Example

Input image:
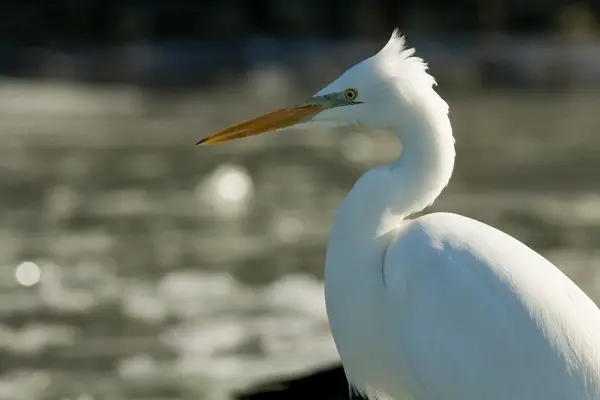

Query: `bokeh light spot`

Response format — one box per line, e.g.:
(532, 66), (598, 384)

(215, 167), (252, 202)
(196, 164), (254, 217)
(15, 261), (41, 287)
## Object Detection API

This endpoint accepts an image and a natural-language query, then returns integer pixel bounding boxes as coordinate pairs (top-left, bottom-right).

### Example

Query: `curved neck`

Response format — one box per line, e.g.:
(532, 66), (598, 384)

(385, 94), (455, 220)
(328, 90), (455, 247)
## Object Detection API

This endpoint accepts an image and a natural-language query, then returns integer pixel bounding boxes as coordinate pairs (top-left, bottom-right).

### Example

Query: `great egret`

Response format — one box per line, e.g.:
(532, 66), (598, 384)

(198, 30), (600, 399)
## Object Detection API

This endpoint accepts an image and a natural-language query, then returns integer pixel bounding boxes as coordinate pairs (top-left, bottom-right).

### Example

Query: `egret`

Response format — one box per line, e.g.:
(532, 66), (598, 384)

(198, 30), (600, 399)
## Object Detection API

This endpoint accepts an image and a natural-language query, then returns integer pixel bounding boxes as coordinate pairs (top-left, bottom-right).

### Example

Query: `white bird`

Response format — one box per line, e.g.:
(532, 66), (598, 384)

(198, 30), (600, 400)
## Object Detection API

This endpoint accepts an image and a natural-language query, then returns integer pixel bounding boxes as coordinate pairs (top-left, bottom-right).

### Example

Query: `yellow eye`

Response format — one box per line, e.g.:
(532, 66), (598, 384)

(344, 88), (358, 101)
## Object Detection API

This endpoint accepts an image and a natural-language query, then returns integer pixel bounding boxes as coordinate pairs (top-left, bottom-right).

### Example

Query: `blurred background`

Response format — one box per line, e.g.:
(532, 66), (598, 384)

(1, 0), (600, 399)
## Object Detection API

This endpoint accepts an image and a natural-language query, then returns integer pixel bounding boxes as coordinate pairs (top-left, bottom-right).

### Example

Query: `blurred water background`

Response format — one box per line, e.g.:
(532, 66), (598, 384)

(2, 1), (600, 399)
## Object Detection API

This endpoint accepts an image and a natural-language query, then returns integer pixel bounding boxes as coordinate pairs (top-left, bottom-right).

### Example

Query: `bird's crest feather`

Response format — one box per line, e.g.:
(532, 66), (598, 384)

(376, 29), (437, 88)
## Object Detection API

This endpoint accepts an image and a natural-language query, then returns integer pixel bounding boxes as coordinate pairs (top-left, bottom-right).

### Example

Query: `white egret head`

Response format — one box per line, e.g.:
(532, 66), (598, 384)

(197, 29), (447, 146)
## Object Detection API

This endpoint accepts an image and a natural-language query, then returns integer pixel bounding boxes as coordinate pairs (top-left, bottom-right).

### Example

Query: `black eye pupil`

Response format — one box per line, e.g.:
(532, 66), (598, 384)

(347, 91), (355, 99)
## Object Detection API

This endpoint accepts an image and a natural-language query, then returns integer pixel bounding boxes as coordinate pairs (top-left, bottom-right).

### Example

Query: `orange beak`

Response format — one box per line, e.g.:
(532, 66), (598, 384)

(197, 104), (325, 146)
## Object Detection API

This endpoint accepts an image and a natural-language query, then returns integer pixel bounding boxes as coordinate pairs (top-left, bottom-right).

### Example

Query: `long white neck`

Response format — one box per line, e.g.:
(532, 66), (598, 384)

(385, 90), (455, 220)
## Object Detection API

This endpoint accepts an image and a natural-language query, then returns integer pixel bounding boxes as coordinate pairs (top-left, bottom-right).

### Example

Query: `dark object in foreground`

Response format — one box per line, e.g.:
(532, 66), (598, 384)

(235, 364), (367, 400)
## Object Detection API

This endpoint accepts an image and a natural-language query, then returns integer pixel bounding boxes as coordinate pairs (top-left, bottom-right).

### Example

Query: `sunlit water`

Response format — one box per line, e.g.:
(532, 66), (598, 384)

(1, 81), (600, 400)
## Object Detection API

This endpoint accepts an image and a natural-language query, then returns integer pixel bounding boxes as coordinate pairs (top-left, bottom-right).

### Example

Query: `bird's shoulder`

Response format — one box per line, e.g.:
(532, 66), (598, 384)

(382, 211), (542, 292)
(381, 210), (598, 318)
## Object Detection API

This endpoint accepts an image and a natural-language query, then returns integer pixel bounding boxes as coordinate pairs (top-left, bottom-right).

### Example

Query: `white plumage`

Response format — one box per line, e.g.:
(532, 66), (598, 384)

(199, 30), (600, 399)
(327, 211), (600, 399)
